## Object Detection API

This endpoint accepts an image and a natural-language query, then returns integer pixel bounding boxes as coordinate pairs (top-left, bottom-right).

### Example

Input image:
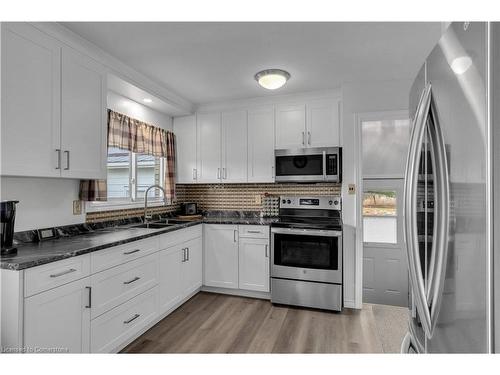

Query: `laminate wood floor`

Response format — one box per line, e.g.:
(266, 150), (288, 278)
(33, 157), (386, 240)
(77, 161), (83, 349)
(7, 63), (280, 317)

(122, 292), (398, 354)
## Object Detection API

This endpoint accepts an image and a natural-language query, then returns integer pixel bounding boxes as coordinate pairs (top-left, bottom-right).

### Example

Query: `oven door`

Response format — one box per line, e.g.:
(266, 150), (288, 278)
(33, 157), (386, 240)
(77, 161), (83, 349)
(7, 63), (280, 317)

(271, 227), (342, 284)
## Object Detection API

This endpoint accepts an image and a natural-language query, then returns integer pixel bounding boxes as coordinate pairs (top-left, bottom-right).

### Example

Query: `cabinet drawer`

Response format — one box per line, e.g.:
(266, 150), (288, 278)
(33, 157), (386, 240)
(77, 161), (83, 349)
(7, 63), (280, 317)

(91, 286), (159, 353)
(91, 237), (159, 273)
(24, 254), (91, 297)
(90, 253), (159, 319)
(159, 225), (202, 250)
(239, 225), (269, 238)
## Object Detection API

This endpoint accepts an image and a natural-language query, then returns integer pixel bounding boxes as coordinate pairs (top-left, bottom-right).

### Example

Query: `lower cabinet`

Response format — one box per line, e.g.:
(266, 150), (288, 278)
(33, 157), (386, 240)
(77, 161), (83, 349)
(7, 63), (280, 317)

(204, 224), (239, 289)
(238, 237), (270, 292)
(181, 237), (203, 296)
(203, 224), (270, 292)
(90, 286), (159, 353)
(24, 276), (91, 353)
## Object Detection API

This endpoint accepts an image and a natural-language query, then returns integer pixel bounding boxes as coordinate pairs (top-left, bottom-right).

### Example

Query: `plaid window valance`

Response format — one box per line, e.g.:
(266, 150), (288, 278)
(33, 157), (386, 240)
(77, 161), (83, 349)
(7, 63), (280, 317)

(80, 109), (176, 202)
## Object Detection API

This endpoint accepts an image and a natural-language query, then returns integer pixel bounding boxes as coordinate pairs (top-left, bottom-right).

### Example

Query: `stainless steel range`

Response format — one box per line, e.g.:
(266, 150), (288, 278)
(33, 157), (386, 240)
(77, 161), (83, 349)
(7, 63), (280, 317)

(270, 196), (343, 311)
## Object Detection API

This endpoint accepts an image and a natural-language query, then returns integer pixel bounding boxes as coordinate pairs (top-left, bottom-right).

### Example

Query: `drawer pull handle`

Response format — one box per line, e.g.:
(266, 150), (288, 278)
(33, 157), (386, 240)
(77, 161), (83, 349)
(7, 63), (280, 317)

(123, 314), (140, 324)
(85, 286), (92, 308)
(123, 276), (141, 285)
(247, 230), (262, 233)
(49, 268), (77, 278)
(123, 249), (140, 255)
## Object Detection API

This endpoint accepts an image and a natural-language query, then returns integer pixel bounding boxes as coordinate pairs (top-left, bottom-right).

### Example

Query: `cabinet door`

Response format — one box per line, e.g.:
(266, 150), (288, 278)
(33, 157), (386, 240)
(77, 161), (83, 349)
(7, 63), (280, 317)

(248, 106), (275, 182)
(61, 46), (107, 179)
(173, 115), (198, 184)
(24, 277), (91, 353)
(1, 23), (61, 177)
(275, 104), (306, 149)
(238, 237), (270, 292)
(221, 110), (247, 182)
(159, 247), (182, 314)
(181, 237), (203, 296)
(197, 112), (222, 183)
(204, 224), (239, 289)
(306, 99), (340, 147)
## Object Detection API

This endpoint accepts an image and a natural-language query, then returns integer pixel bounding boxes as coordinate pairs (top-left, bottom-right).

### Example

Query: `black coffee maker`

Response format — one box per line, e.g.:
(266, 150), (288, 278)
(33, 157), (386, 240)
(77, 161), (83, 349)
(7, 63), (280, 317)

(1, 200), (19, 255)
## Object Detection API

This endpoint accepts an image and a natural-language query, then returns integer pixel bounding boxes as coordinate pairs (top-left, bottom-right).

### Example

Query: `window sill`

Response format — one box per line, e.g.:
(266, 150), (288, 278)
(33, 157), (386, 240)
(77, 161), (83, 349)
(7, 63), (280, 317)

(86, 200), (170, 213)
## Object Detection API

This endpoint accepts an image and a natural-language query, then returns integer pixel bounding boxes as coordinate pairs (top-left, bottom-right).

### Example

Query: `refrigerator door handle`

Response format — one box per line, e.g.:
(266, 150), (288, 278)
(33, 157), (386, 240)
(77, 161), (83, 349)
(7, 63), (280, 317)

(404, 83), (433, 338)
(427, 90), (450, 335)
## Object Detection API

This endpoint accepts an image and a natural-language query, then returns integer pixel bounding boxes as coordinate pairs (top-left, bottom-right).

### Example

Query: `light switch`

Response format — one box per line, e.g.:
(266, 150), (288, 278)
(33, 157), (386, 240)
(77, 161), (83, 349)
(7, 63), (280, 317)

(348, 184), (356, 195)
(254, 195), (262, 205)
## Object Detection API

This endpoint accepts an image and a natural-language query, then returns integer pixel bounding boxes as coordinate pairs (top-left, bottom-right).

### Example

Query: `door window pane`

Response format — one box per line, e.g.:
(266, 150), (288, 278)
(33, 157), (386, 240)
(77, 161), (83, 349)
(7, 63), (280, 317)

(363, 190), (397, 244)
(107, 147), (131, 199)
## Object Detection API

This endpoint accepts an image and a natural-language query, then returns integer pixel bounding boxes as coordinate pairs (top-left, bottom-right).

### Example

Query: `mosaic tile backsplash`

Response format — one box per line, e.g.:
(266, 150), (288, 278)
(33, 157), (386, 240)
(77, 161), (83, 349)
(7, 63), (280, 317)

(86, 182), (341, 223)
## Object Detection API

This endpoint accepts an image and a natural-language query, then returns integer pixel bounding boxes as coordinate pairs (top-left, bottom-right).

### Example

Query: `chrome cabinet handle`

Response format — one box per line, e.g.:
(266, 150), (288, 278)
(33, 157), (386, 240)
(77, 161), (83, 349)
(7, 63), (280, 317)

(247, 230), (261, 234)
(50, 268), (76, 278)
(233, 229), (238, 242)
(302, 131), (305, 145)
(265, 244), (269, 258)
(308, 131), (311, 145)
(193, 168), (197, 180)
(64, 150), (70, 170)
(85, 286), (92, 308)
(123, 276), (141, 285)
(123, 314), (140, 324)
(186, 247), (190, 261)
(55, 149), (61, 170)
(217, 168), (221, 179)
(404, 83), (433, 338)
(182, 248), (186, 262)
(123, 249), (140, 255)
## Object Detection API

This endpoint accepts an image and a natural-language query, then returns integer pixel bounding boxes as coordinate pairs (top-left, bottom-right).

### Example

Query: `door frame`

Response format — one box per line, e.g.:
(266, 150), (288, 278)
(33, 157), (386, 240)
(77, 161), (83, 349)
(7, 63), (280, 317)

(354, 110), (408, 308)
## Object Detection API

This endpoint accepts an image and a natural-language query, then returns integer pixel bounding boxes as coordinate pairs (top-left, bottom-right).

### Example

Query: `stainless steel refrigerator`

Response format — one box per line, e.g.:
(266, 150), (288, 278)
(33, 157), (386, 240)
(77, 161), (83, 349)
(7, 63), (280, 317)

(401, 22), (495, 353)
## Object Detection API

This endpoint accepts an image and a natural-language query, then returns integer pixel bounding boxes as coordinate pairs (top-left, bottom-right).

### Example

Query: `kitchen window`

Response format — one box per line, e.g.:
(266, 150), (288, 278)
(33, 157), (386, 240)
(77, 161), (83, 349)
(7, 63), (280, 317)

(106, 146), (165, 203)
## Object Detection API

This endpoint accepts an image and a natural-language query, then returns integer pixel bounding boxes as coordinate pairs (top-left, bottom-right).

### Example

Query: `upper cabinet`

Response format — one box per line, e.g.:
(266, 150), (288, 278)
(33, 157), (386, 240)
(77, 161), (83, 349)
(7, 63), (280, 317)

(197, 112), (222, 183)
(1, 23), (107, 179)
(275, 99), (341, 149)
(247, 106), (275, 183)
(173, 115), (197, 183)
(221, 110), (247, 183)
(1, 23), (62, 178)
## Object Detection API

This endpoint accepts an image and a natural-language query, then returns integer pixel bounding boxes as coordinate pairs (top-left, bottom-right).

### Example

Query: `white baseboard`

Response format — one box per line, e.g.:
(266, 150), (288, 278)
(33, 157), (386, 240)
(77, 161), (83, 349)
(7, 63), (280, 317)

(344, 299), (359, 309)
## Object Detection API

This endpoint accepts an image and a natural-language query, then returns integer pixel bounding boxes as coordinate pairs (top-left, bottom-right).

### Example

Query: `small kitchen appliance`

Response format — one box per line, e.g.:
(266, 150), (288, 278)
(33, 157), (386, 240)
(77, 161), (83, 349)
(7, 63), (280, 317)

(180, 202), (198, 216)
(1, 200), (19, 256)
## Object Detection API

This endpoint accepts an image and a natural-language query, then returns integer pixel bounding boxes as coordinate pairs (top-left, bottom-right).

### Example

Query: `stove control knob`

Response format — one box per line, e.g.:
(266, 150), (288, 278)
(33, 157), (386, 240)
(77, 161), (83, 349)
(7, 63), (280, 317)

(287, 199), (291, 204)
(334, 200), (339, 205)
(282, 199), (286, 204)
(328, 200), (333, 205)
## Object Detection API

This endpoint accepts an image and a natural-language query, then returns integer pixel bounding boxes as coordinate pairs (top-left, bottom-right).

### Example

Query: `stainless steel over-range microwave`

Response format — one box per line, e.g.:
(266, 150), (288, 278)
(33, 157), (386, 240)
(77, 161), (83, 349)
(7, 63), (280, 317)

(274, 147), (342, 183)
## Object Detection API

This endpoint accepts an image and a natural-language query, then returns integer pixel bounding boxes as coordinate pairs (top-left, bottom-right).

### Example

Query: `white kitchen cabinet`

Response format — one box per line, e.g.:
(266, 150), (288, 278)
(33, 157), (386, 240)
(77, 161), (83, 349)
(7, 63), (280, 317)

(24, 276), (91, 353)
(159, 247), (183, 313)
(60, 46), (107, 179)
(0, 23), (107, 179)
(204, 224), (239, 289)
(306, 99), (340, 148)
(1, 23), (61, 177)
(173, 115), (198, 183)
(247, 106), (275, 182)
(275, 100), (341, 149)
(238, 237), (270, 292)
(222, 110), (247, 183)
(197, 112), (222, 183)
(181, 237), (203, 296)
(275, 104), (306, 149)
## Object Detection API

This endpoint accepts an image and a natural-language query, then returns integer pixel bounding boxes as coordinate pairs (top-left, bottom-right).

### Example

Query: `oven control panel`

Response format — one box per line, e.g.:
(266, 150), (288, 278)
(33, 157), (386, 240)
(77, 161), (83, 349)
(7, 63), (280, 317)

(280, 196), (341, 210)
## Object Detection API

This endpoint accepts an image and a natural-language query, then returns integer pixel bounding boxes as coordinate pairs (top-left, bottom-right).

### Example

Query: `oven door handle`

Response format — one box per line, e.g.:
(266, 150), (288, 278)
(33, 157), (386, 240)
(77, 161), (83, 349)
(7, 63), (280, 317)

(271, 227), (342, 237)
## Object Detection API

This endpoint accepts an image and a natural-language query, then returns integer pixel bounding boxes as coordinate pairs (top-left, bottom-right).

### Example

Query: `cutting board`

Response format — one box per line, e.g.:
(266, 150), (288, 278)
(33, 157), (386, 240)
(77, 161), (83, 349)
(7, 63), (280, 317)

(176, 214), (203, 221)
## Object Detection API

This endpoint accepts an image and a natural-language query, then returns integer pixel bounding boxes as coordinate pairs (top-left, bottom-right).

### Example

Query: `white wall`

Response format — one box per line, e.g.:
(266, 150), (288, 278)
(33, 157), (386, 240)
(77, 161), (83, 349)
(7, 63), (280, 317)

(341, 79), (412, 308)
(0, 177), (85, 231)
(107, 91), (173, 131)
(0, 93), (173, 232)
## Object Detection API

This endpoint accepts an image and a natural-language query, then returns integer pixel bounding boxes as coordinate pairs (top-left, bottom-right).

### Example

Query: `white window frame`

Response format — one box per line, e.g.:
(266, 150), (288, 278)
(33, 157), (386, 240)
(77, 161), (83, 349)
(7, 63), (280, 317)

(86, 150), (167, 213)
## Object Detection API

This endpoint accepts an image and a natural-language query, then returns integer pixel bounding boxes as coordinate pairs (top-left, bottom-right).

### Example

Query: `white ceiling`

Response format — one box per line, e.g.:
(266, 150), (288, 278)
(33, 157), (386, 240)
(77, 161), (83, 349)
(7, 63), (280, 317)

(62, 22), (442, 105)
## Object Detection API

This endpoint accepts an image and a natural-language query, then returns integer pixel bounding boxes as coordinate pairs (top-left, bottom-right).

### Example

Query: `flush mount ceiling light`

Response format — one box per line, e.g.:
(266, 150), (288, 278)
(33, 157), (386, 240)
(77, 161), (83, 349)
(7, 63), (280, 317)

(143, 98), (153, 103)
(254, 69), (291, 90)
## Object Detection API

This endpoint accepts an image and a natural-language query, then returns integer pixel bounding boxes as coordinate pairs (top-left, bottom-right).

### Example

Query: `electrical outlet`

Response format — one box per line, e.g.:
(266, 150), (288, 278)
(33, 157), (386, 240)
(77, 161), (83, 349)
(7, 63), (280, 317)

(73, 200), (82, 215)
(254, 195), (262, 205)
(348, 184), (356, 195)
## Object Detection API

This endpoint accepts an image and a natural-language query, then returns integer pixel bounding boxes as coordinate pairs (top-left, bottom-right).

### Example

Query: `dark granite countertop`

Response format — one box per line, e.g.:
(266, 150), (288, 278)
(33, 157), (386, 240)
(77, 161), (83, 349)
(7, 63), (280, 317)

(1, 212), (277, 271)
